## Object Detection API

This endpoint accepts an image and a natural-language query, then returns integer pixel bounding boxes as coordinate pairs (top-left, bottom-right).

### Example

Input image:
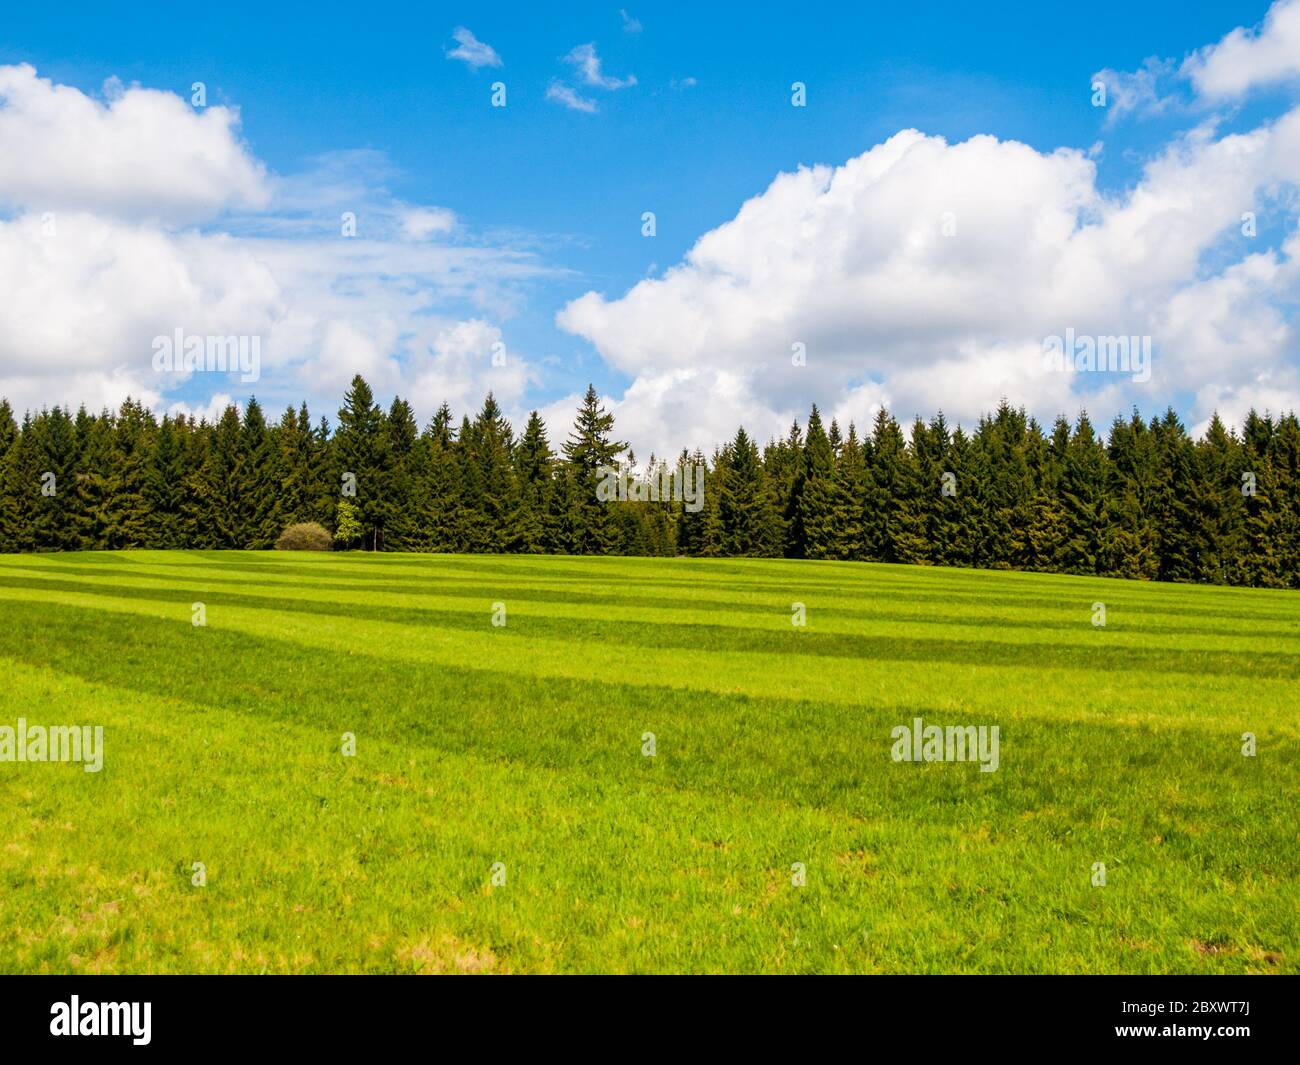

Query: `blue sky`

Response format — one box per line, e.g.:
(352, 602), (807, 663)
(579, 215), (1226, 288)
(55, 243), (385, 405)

(1, 1), (1297, 453)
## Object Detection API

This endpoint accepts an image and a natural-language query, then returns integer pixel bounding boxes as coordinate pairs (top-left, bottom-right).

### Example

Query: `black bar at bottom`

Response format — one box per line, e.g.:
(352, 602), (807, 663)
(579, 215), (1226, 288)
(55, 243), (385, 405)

(0, 974), (1292, 1052)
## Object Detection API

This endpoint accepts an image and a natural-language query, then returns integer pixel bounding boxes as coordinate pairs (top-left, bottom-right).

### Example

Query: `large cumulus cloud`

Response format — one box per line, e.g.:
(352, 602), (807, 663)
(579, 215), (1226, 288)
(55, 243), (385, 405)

(559, 110), (1300, 453)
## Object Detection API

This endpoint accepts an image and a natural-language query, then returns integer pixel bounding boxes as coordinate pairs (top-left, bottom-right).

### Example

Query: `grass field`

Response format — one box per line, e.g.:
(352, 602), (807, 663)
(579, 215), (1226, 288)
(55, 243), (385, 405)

(0, 550), (1296, 974)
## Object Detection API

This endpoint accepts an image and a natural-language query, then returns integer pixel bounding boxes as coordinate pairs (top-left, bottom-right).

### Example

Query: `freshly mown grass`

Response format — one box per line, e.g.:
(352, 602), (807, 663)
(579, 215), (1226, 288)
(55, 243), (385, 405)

(0, 550), (1295, 974)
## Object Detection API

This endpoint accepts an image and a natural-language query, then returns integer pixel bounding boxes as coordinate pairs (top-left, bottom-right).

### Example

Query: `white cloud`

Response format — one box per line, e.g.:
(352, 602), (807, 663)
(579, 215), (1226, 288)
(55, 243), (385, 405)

(198, 233), (557, 413)
(620, 10), (643, 34)
(1092, 58), (1180, 123)
(0, 64), (268, 225)
(400, 206), (457, 241)
(546, 81), (598, 114)
(168, 392), (238, 423)
(408, 318), (532, 418)
(563, 44), (636, 90)
(447, 27), (502, 70)
(1100, 2), (1300, 122)
(0, 67), (560, 426)
(1184, 0), (1300, 99)
(611, 368), (788, 459)
(0, 210), (282, 414)
(559, 115), (1300, 455)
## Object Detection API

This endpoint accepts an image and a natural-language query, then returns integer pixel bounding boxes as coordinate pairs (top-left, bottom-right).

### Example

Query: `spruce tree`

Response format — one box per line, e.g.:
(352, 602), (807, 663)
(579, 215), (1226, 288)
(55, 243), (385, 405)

(0, 413), (40, 552)
(379, 397), (419, 551)
(334, 375), (385, 550)
(273, 405), (313, 528)
(515, 410), (557, 553)
(145, 415), (188, 548)
(28, 406), (80, 550)
(74, 412), (115, 550)
(412, 403), (464, 552)
(465, 393), (518, 553)
(1193, 414), (1247, 584)
(915, 414), (960, 567)
(716, 427), (781, 556)
(1104, 411), (1159, 580)
(827, 424), (868, 560)
(1058, 412), (1107, 574)
(240, 398), (282, 549)
(868, 409), (927, 563)
(1239, 410), (1283, 587)
(562, 385), (626, 554)
(794, 405), (838, 559)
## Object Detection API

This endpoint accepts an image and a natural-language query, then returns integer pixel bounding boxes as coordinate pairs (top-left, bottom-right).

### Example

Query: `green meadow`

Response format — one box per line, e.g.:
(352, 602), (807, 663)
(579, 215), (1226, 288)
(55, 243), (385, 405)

(0, 550), (1295, 974)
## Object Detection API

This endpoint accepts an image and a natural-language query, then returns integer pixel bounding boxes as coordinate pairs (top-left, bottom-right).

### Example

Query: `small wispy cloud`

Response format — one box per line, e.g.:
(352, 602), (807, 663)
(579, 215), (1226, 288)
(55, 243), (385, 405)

(546, 81), (598, 113)
(671, 76), (698, 90)
(447, 27), (502, 69)
(1183, 0), (1300, 99)
(1091, 57), (1181, 124)
(620, 9), (642, 34)
(564, 43), (636, 90)
(401, 206), (457, 241)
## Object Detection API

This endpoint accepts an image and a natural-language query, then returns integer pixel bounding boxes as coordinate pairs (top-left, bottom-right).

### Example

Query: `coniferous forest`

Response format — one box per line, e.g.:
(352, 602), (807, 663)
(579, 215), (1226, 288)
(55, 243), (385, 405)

(1, 373), (1297, 588)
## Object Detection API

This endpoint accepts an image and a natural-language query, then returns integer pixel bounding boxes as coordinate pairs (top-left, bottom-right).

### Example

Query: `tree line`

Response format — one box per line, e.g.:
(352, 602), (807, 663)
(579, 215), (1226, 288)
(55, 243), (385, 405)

(0, 373), (1296, 587)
